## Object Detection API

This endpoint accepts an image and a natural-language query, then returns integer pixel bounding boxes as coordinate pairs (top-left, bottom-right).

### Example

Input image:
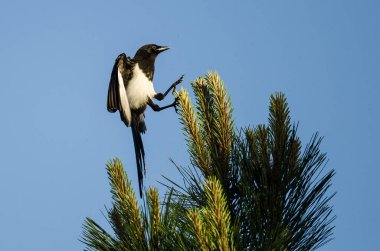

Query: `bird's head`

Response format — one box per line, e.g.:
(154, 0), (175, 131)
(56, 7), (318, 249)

(134, 44), (170, 61)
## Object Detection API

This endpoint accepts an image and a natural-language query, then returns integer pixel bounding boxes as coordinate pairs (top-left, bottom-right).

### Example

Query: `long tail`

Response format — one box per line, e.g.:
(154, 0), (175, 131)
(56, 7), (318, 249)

(131, 120), (146, 198)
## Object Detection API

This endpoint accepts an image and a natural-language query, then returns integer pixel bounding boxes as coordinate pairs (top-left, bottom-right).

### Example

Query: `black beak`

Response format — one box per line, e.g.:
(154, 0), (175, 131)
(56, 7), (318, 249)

(156, 46), (170, 53)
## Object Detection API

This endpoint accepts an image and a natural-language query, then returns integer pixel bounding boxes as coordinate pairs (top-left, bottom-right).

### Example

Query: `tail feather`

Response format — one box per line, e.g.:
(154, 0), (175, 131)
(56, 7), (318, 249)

(131, 122), (145, 198)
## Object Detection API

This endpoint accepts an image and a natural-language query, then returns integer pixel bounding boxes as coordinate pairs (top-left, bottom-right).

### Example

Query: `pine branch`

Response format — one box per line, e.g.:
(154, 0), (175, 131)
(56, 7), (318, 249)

(187, 177), (235, 251)
(146, 188), (161, 250)
(106, 159), (147, 250)
(176, 88), (211, 175)
(81, 217), (121, 251)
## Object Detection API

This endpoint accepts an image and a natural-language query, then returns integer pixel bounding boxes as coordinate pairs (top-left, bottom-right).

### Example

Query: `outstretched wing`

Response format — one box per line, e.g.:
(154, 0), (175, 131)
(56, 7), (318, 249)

(107, 62), (119, 113)
(107, 54), (132, 127)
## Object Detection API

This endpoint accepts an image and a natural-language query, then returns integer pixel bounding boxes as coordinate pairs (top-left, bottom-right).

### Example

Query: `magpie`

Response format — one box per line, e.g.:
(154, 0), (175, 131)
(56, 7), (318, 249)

(107, 44), (183, 197)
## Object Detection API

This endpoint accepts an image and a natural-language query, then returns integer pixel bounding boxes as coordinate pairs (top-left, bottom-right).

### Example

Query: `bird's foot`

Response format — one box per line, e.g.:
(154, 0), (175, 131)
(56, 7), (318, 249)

(172, 74), (184, 94)
(173, 97), (180, 114)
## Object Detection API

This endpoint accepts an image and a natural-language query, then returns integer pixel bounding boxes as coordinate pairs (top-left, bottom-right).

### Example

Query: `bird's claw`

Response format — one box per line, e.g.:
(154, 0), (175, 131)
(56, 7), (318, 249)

(173, 97), (180, 114)
(172, 74), (184, 94)
(175, 74), (184, 85)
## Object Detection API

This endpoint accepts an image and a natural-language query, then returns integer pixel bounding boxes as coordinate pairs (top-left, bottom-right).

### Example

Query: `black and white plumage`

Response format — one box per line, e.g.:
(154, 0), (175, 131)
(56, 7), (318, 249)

(107, 44), (183, 197)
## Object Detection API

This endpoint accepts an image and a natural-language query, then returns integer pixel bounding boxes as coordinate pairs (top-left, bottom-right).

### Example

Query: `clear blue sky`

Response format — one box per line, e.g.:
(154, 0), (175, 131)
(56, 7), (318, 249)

(0, 0), (379, 250)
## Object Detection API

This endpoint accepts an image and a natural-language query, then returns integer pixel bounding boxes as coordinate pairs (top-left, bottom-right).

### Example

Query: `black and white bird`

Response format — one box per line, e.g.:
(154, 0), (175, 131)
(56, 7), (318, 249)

(107, 44), (183, 197)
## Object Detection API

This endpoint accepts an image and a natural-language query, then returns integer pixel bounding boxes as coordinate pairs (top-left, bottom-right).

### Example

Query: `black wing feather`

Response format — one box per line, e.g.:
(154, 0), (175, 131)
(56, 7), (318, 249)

(107, 62), (119, 113)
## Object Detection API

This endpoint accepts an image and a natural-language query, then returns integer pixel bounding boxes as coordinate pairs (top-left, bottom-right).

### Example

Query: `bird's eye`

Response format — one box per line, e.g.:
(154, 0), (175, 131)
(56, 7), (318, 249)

(152, 45), (157, 50)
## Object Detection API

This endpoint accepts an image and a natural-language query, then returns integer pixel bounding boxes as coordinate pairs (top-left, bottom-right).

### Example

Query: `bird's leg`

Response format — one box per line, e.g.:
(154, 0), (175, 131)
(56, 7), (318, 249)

(148, 97), (177, 112)
(154, 74), (184, 101)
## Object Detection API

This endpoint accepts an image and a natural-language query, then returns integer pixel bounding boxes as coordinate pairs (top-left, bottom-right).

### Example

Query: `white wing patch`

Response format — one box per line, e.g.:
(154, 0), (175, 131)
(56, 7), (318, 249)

(118, 69), (132, 127)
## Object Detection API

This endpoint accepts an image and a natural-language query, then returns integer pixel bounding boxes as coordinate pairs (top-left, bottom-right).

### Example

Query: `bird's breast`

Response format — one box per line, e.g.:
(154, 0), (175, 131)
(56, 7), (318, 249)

(126, 64), (156, 110)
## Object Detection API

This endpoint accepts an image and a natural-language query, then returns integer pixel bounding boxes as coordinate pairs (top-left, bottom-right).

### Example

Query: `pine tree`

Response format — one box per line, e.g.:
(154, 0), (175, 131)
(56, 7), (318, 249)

(82, 72), (335, 251)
